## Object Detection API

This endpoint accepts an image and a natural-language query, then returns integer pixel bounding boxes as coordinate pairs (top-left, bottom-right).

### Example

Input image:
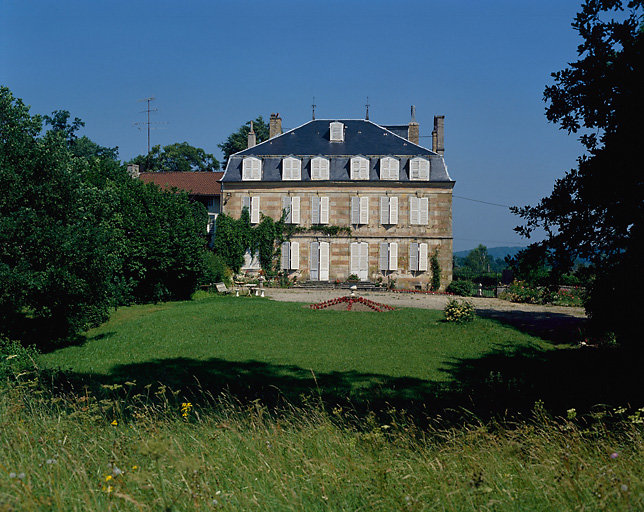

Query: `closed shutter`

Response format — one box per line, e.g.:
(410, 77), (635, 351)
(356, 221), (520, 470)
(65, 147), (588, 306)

(389, 196), (398, 224)
(251, 196), (260, 224)
(242, 196), (250, 214)
(281, 242), (290, 270)
(362, 158), (369, 179)
(359, 242), (369, 280)
(310, 242), (319, 280)
(410, 158), (419, 180)
(419, 197), (429, 225)
(311, 196), (320, 224)
(359, 196), (369, 224)
(389, 242), (398, 271)
(409, 242), (419, 271)
(290, 242), (299, 270)
(379, 242), (388, 270)
(380, 158), (389, 180)
(351, 197), (360, 224)
(410, 196), (419, 225)
(380, 196), (389, 225)
(390, 158), (399, 180)
(282, 196), (292, 223)
(419, 159), (430, 180)
(291, 196), (300, 224)
(418, 243), (428, 271)
(319, 242), (329, 281)
(283, 159), (292, 180)
(293, 159), (301, 180)
(311, 158), (319, 180)
(320, 197), (329, 224)
(350, 242), (359, 274)
(321, 158), (329, 180)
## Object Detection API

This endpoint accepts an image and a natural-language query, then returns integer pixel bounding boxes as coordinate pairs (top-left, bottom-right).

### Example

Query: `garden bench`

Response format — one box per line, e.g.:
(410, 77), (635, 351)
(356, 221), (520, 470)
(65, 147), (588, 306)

(215, 282), (231, 294)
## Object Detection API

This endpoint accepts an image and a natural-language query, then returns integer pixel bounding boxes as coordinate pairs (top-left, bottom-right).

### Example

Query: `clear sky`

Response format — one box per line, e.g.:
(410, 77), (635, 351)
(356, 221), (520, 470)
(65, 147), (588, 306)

(1, 0), (586, 252)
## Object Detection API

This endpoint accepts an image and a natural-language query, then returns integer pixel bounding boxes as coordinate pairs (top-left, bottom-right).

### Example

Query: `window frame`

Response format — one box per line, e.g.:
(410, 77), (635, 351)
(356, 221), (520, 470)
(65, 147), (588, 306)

(242, 156), (262, 181)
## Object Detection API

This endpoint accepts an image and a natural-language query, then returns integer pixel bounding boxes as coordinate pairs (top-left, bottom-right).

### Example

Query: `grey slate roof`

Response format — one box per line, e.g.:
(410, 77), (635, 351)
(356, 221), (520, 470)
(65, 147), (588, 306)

(222, 119), (452, 183)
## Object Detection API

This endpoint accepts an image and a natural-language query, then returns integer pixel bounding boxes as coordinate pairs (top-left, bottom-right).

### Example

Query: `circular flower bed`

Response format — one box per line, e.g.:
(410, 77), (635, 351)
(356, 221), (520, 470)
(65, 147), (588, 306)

(308, 296), (395, 312)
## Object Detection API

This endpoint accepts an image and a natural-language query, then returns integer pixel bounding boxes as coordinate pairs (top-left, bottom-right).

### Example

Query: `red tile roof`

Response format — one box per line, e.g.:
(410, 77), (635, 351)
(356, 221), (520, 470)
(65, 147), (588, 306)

(139, 172), (223, 196)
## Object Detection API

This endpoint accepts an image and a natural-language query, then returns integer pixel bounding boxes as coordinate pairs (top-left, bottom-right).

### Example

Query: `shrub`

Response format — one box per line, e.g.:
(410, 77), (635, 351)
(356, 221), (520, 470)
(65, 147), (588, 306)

(446, 280), (474, 297)
(201, 252), (232, 285)
(347, 274), (360, 282)
(444, 299), (476, 323)
(499, 281), (544, 304)
(430, 250), (441, 291)
(0, 339), (39, 382)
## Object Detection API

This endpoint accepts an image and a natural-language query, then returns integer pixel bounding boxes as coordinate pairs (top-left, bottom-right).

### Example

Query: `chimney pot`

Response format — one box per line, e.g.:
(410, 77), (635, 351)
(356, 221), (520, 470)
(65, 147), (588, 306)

(408, 105), (419, 145)
(269, 113), (282, 139)
(432, 115), (445, 156)
(247, 120), (256, 148)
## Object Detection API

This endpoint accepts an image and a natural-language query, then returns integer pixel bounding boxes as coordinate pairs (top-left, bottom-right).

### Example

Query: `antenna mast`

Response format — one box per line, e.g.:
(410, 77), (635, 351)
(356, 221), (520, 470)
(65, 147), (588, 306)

(134, 97), (158, 154)
(311, 96), (316, 120)
(365, 96), (370, 120)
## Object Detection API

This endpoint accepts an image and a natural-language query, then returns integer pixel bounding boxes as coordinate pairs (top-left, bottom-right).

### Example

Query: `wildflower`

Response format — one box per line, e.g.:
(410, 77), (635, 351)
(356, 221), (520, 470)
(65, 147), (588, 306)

(105, 475), (112, 482)
(111, 420), (118, 426)
(181, 402), (193, 418)
(621, 484), (628, 492)
(112, 466), (123, 476)
(566, 408), (577, 420)
(46, 458), (57, 465)
(610, 452), (619, 459)
(132, 465), (138, 470)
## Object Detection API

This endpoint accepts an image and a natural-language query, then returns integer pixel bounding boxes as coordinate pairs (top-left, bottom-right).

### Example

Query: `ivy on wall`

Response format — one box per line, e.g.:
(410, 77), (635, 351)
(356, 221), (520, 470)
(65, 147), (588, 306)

(431, 249), (441, 291)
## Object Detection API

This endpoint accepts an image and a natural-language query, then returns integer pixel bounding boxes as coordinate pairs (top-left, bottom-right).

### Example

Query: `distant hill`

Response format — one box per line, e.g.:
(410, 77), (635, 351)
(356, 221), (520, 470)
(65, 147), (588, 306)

(454, 246), (525, 260)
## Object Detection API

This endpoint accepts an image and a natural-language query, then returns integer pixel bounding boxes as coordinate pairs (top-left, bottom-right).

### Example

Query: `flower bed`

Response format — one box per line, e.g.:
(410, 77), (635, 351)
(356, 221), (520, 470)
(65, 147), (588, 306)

(391, 289), (454, 295)
(308, 296), (395, 312)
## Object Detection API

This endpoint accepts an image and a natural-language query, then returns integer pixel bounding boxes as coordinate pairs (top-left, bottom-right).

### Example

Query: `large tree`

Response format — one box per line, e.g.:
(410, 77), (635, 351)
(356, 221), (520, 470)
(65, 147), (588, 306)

(129, 142), (220, 172)
(512, 0), (643, 343)
(218, 116), (269, 167)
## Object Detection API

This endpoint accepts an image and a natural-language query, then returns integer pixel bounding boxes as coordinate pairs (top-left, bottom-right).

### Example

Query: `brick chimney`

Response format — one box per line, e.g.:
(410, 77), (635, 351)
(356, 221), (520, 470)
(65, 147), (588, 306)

(407, 105), (419, 145)
(432, 115), (445, 155)
(247, 121), (256, 148)
(269, 113), (282, 139)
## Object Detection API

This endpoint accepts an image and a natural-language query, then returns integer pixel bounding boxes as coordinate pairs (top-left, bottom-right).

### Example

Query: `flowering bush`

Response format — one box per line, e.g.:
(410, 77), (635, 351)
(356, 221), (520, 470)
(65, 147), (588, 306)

(499, 281), (543, 304)
(444, 299), (476, 323)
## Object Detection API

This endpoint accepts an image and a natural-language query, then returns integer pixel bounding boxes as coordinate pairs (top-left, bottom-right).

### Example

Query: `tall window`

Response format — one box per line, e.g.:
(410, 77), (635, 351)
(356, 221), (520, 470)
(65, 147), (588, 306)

(330, 121), (344, 142)
(282, 157), (301, 180)
(242, 157), (262, 180)
(281, 241), (299, 270)
(409, 157), (430, 180)
(350, 242), (369, 281)
(311, 196), (329, 224)
(409, 243), (429, 272)
(309, 241), (330, 281)
(379, 242), (398, 271)
(282, 196), (301, 224)
(380, 157), (400, 180)
(311, 157), (330, 180)
(380, 196), (398, 225)
(350, 156), (369, 180)
(409, 196), (429, 225)
(242, 196), (261, 224)
(351, 196), (369, 225)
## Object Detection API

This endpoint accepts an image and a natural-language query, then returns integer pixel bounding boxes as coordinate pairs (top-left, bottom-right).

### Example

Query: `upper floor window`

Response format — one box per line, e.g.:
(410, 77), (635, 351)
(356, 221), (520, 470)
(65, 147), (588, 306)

(409, 196), (429, 225)
(350, 156), (369, 180)
(409, 157), (430, 180)
(242, 157), (262, 181)
(351, 196), (369, 225)
(282, 157), (301, 180)
(242, 196), (261, 224)
(380, 157), (400, 180)
(330, 121), (344, 142)
(311, 157), (330, 180)
(282, 196), (301, 224)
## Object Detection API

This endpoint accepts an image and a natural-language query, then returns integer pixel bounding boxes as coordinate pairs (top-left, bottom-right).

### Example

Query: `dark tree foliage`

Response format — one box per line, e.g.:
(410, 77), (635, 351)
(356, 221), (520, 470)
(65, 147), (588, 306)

(212, 210), (252, 273)
(512, 1), (643, 343)
(218, 116), (269, 167)
(129, 142), (220, 172)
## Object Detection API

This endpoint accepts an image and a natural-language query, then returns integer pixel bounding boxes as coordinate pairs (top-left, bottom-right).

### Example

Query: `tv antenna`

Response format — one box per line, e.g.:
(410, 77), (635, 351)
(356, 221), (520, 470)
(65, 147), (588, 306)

(311, 96), (316, 120)
(133, 97), (166, 154)
(365, 96), (370, 120)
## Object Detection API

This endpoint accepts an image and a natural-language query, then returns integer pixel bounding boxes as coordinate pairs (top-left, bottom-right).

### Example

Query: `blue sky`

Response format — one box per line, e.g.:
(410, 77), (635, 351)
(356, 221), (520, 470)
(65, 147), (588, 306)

(2, 0), (585, 252)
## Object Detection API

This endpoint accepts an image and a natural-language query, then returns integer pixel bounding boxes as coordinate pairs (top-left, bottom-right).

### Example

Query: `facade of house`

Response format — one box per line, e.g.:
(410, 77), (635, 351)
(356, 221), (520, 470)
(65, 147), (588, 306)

(220, 111), (454, 289)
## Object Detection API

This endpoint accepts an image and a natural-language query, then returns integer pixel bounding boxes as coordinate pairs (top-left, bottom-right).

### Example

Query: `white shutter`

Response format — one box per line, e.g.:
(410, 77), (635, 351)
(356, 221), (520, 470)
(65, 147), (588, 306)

(390, 158), (399, 180)
(319, 242), (329, 281)
(380, 196), (389, 225)
(291, 196), (300, 224)
(410, 158), (420, 180)
(281, 242), (290, 270)
(311, 158), (319, 180)
(283, 158), (292, 180)
(418, 243), (428, 271)
(290, 241), (299, 270)
(419, 159), (430, 180)
(282, 196), (291, 223)
(359, 242), (369, 280)
(251, 196), (260, 224)
(380, 158), (390, 180)
(320, 196), (329, 224)
(350, 242), (359, 274)
(330, 122), (344, 142)
(359, 196), (369, 224)
(409, 242), (419, 271)
(311, 196), (320, 224)
(410, 196), (419, 225)
(310, 242), (319, 280)
(419, 197), (429, 225)
(361, 158), (369, 179)
(351, 157), (369, 180)
(379, 242), (388, 270)
(243, 157), (261, 180)
(351, 197), (360, 224)
(389, 196), (398, 224)
(389, 242), (398, 271)
(252, 158), (261, 180)
(321, 158), (330, 180)
(293, 159), (301, 180)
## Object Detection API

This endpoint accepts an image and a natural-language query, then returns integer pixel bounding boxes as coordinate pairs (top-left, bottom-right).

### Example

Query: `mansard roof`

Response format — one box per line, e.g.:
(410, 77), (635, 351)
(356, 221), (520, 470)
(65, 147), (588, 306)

(222, 119), (452, 183)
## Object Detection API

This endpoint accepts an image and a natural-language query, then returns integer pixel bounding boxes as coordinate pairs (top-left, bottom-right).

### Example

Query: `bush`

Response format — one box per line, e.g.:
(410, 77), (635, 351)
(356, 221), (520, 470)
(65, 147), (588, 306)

(446, 280), (474, 297)
(499, 281), (544, 304)
(444, 299), (476, 323)
(347, 274), (360, 282)
(0, 339), (39, 382)
(201, 252), (232, 285)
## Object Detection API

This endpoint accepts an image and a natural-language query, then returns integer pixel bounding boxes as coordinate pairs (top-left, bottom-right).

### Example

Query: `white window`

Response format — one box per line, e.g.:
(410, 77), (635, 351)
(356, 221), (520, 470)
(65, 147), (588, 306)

(350, 156), (369, 180)
(282, 157), (301, 180)
(350, 242), (369, 281)
(309, 241), (330, 281)
(242, 196), (261, 224)
(311, 157), (330, 180)
(379, 196), (398, 225)
(242, 157), (262, 181)
(409, 157), (430, 180)
(409, 242), (429, 272)
(282, 196), (300, 224)
(380, 157), (400, 180)
(281, 241), (300, 270)
(351, 196), (369, 225)
(330, 121), (344, 142)
(311, 196), (329, 225)
(409, 196), (429, 225)
(379, 242), (398, 271)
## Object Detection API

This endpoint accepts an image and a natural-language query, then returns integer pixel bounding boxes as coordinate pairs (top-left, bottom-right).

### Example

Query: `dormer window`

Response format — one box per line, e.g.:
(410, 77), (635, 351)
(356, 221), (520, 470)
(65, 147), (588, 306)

(282, 157), (301, 180)
(409, 157), (430, 180)
(350, 156), (369, 180)
(330, 121), (344, 142)
(242, 157), (262, 181)
(380, 157), (400, 180)
(311, 157), (330, 180)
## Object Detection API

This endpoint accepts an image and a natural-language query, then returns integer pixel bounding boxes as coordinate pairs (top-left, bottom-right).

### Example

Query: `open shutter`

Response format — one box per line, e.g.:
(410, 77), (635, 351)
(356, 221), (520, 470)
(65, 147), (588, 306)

(380, 196), (389, 225)
(310, 242), (319, 280)
(359, 196), (369, 224)
(251, 196), (260, 224)
(311, 196), (320, 224)
(321, 158), (329, 180)
(320, 197), (329, 224)
(389, 196), (398, 224)
(359, 243), (369, 280)
(282, 197), (291, 223)
(291, 196), (300, 224)
(409, 242), (419, 271)
(379, 242), (388, 271)
(410, 196), (419, 225)
(283, 159), (291, 180)
(319, 242), (329, 281)
(420, 159), (430, 180)
(350, 242), (359, 275)
(242, 196), (250, 214)
(410, 158), (419, 180)
(290, 242), (299, 270)
(293, 159), (301, 180)
(389, 242), (398, 271)
(281, 242), (290, 270)
(380, 158), (389, 180)
(311, 158), (319, 180)
(351, 197), (360, 224)
(418, 243), (428, 271)
(419, 197), (429, 225)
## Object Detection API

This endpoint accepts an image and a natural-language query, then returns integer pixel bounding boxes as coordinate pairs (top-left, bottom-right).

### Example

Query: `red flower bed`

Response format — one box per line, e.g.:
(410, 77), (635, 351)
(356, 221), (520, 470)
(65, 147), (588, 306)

(308, 296), (395, 312)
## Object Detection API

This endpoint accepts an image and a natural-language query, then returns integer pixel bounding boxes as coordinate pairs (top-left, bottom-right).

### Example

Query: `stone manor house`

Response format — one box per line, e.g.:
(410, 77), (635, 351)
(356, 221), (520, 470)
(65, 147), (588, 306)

(221, 109), (454, 289)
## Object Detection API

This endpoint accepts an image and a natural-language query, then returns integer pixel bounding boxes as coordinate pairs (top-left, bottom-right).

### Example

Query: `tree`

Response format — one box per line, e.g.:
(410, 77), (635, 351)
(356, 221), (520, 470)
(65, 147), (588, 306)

(464, 245), (492, 274)
(512, 0), (643, 343)
(129, 142), (220, 172)
(218, 116), (269, 167)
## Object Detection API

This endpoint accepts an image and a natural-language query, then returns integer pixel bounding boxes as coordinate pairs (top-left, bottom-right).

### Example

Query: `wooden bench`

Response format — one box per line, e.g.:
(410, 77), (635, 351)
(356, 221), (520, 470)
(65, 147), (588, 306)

(215, 282), (231, 294)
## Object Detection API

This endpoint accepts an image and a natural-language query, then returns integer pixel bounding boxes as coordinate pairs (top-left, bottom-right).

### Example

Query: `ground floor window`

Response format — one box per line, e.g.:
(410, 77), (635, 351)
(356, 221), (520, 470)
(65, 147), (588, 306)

(309, 242), (330, 281)
(350, 242), (369, 281)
